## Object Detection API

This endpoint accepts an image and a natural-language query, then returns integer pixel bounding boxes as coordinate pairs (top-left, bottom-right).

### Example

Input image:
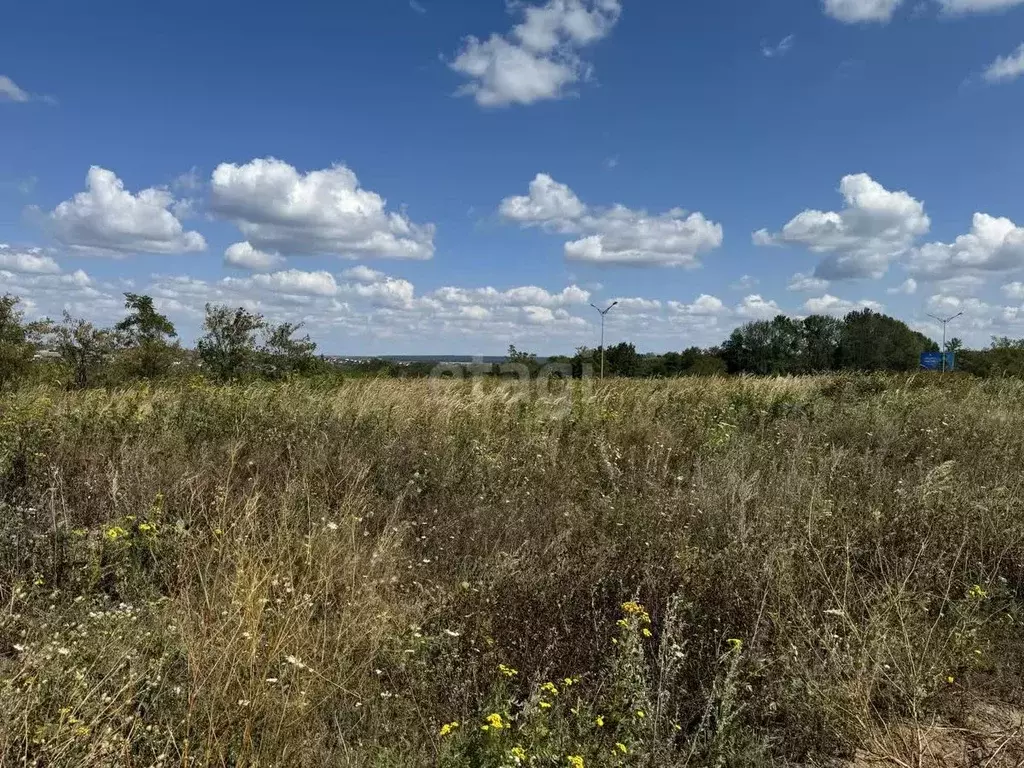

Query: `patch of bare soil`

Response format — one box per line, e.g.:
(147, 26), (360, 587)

(849, 702), (1024, 768)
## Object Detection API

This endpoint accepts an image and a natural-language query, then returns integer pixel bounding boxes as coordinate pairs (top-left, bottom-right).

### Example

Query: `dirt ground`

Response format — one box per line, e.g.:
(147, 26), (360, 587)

(849, 702), (1024, 768)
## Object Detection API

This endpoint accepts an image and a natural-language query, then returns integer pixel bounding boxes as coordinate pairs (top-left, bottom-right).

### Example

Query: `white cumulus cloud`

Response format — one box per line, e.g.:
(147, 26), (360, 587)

(0, 244), (61, 274)
(224, 242), (286, 271)
(787, 272), (831, 292)
(907, 213), (1024, 278)
(47, 167), (207, 256)
(753, 173), (929, 280)
(450, 0), (621, 107)
(888, 278), (918, 295)
(736, 294), (782, 320)
(668, 294), (727, 315)
(0, 75), (30, 102)
(804, 294), (883, 316)
(823, 0), (904, 22)
(429, 284), (590, 308)
(501, 173), (723, 267)
(983, 43), (1024, 84)
(210, 157), (435, 261)
(1002, 281), (1024, 299)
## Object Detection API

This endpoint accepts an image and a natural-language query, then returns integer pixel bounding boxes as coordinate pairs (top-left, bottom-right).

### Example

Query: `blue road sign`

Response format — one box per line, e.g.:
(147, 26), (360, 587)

(920, 352), (955, 371)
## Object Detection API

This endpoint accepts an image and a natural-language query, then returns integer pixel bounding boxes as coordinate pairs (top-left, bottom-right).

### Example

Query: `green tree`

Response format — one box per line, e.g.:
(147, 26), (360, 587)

(603, 342), (639, 377)
(800, 315), (843, 373)
(262, 322), (320, 377)
(115, 293), (179, 379)
(722, 316), (803, 375)
(53, 312), (115, 389)
(196, 304), (266, 381)
(0, 295), (40, 391)
(836, 309), (937, 372)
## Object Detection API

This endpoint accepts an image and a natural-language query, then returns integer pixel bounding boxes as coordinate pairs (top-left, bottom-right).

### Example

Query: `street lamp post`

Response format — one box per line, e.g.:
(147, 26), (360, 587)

(926, 312), (963, 373)
(591, 302), (618, 380)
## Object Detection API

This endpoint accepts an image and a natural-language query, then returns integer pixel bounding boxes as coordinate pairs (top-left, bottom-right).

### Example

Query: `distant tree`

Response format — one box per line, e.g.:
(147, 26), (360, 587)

(0, 295), (40, 391)
(603, 342), (639, 377)
(722, 316), (803, 374)
(685, 353), (728, 377)
(945, 337), (963, 354)
(196, 304), (266, 381)
(800, 315), (843, 373)
(53, 312), (115, 389)
(262, 322), (320, 377)
(836, 309), (937, 372)
(115, 293), (179, 378)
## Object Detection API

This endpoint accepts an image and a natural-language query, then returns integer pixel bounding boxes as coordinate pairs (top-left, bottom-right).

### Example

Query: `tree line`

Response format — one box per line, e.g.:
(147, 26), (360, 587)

(1, 293), (334, 390)
(3, 291), (1024, 390)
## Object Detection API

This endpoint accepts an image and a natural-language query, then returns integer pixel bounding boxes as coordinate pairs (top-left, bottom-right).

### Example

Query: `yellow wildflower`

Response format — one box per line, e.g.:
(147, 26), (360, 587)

(104, 526), (129, 541)
(642, 628), (652, 638)
(727, 638), (743, 651)
(968, 584), (988, 600)
(621, 601), (651, 624)
(946, 676), (955, 684)
(498, 663), (519, 678)
(509, 746), (528, 762)
(485, 712), (506, 730)
(539, 701), (552, 709)
(439, 721), (460, 737)
(615, 742), (628, 754)
(635, 709), (646, 719)
(595, 715), (604, 727)
(541, 681), (559, 697)
(568, 756), (585, 768)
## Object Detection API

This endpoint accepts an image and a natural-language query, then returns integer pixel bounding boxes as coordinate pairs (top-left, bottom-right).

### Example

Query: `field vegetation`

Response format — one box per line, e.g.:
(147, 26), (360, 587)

(2, 374), (1023, 766)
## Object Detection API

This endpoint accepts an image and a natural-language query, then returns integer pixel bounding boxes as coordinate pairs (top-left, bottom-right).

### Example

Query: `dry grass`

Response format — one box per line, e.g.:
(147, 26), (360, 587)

(1, 374), (1023, 766)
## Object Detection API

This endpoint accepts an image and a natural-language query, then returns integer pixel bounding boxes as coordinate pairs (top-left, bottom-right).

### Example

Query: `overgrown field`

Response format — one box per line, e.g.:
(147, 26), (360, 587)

(1, 375), (1023, 767)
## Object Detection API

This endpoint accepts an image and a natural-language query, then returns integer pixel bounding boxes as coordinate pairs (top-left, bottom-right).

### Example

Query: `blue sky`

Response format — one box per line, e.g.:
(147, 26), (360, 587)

(2, 0), (1024, 354)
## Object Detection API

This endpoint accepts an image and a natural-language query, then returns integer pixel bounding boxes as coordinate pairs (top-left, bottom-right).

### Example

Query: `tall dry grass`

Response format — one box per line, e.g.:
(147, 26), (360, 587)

(1, 374), (1022, 766)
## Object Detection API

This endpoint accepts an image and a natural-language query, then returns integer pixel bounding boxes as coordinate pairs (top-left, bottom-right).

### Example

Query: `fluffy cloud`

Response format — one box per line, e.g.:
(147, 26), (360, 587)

(983, 43), (1024, 84)
(238, 270), (340, 297)
(907, 213), (1024, 278)
(787, 272), (830, 293)
(210, 158), (435, 261)
(1002, 282), (1024, 300)
(1, 267), (127, 327)
(501, 173), (723, 267)
(450, 0), (621, 107)
(0, 75), (30, 102)
(731, 275), (759, 291)
(938, 0), (1024, 12)
(224, 242), (285, 271)
(0, 244), (61, 274)
(499, 174), (586, 227)
(823, 0), (903, 22)
(347, 277), (417, 308)
(803, 294), (883, 316)
(888, 278), (918, 295)
(609, 297), (662, 312)
(429, 284), (590, 308)
(341, 265), (387, 283)
(753, 173), (929, 280)
(668, 294), (727, 315)
(736, 294), (782, 320)
(47, 167), (207, 256)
